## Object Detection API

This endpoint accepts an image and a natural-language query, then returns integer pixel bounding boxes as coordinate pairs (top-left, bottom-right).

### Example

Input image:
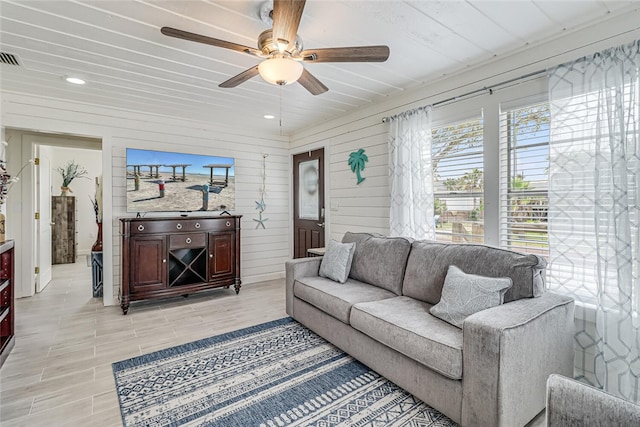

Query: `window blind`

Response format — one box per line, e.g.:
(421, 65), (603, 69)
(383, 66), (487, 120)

(499, 102), (550, 258)
(432, 117), (484, 244)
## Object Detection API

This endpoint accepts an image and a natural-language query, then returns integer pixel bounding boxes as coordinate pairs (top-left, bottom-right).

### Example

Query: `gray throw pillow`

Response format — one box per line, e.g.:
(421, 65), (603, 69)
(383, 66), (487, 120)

(430, 265), (512, 328)
(319, 240), (356, 284)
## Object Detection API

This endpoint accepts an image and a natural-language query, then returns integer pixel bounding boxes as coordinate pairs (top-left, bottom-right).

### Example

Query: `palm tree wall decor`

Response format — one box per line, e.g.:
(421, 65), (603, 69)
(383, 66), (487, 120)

(348, 148), (368, 185)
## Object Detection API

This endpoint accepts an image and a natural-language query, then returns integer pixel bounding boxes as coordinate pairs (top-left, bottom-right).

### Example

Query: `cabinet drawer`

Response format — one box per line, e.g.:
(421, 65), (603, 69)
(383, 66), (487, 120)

(0, 282), (9, 308)
(0, 311), (10, 336)
(130, 218), (236, 234)
(198, 218), (236, 231)
(170, 233), (206, 249)
(129, 220), (172, 235)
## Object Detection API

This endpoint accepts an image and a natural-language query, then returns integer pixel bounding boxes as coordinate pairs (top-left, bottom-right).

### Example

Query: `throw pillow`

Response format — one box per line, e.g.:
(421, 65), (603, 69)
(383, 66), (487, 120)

(430, 265), (512, 328)
(319, 240), (356, 284)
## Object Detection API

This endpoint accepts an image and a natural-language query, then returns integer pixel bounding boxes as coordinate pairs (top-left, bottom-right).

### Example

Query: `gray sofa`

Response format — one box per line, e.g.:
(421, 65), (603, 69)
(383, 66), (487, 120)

(546, 374), (640, 426)
(285, 232), (575, 426)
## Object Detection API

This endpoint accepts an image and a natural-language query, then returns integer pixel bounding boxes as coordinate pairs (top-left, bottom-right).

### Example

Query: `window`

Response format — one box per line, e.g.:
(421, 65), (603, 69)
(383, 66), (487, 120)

(432, 117), (484, 243)
(499, 102), (550, 257)
(545, 80), (640, 309)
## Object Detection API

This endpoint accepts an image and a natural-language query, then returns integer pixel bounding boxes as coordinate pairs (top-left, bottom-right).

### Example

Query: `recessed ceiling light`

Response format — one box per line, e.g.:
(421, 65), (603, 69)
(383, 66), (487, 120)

(65, 77), (86, 85)
(264, 114), (275, 120)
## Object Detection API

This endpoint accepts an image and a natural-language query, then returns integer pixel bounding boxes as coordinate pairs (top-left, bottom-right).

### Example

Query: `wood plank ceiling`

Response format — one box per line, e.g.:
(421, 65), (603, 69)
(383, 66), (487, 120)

(0, 1), (635, 136)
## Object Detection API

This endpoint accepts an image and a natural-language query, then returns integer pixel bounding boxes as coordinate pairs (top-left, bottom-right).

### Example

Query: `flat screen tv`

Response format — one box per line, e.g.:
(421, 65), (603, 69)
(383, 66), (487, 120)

(126, 148), (235, 213)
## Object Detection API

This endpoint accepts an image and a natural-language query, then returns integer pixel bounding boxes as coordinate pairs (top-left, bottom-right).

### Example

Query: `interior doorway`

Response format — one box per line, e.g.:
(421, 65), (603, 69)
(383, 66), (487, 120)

(292, 148), (325, 258)
(5, 129), (102, 296)
(36, 143), (102, 293)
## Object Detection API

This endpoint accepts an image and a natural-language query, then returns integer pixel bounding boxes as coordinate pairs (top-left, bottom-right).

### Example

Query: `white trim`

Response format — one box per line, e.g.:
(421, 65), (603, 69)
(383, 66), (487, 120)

(242, 271), (285, 284)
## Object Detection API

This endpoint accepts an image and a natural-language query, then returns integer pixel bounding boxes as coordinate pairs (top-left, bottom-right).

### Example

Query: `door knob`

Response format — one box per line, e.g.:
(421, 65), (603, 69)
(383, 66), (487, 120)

(317, 222), (325, 227)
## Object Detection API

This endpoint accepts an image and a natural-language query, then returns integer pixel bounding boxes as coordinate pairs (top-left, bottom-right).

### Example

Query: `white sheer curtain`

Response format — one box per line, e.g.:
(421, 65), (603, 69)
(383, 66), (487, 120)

(387, 106), (435, 239)
(547, 39), (640, 402)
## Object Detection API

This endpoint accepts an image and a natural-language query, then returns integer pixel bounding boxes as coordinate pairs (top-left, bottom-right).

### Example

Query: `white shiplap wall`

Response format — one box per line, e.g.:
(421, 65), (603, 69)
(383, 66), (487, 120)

(299, 119), (391, 242)
(290, 9), (640, 243)
(2, 92), (290, 303)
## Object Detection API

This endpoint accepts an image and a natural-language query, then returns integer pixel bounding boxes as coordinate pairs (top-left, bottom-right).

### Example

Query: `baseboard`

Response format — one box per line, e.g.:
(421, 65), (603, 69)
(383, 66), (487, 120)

(104, 296), (119, 306)
(100, 274), (283, 307)
(242, 271), (285, 284)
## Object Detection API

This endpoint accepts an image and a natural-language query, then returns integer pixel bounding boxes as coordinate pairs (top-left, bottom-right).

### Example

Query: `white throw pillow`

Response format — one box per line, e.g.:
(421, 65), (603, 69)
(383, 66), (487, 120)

(319, 240), (356, 284)
(430, 265), (512, 328)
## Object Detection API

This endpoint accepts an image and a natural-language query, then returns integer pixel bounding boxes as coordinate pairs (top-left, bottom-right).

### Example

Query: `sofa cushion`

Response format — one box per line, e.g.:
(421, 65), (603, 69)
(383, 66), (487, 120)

(350, 296), (463, 380)
(319, 240), (356, 283)
(342, 231), (412, 295)
(430, 265), (512, 328)
(402, 240), (547, 304)
(293, 276), (397, 324)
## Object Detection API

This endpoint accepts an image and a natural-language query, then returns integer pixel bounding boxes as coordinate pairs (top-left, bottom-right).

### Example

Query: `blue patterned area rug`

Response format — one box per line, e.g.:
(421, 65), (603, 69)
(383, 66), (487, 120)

(112, 317), (456, 427)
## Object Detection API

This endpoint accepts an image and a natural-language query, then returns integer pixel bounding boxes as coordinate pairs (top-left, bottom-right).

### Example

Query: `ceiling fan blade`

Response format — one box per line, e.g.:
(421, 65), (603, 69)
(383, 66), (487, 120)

(298, 68), (328, 95)
(219, 65), (260, 88)
(161, 27), (262, 57)
(272, 0), (306, 51)
(301, 46), (390, 63)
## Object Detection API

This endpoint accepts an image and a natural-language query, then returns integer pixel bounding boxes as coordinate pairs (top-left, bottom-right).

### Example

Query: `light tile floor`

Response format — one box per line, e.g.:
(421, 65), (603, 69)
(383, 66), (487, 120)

(0, 260), (286, 426)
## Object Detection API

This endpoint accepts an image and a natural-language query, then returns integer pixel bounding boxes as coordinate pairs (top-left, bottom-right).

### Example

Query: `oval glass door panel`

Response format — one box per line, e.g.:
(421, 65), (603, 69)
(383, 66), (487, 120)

(298, 159), (319, 220)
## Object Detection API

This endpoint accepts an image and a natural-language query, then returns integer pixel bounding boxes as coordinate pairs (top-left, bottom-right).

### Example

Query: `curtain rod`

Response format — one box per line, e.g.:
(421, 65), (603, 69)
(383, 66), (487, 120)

(382, 68), (546, 123)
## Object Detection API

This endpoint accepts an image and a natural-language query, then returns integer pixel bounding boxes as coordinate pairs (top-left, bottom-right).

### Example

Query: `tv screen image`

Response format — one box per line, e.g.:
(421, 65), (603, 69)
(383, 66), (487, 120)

(126, 148), (235, 213)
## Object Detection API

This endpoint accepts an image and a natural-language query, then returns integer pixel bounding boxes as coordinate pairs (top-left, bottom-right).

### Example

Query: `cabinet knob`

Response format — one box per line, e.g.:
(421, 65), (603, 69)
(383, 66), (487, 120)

(137, 225), (145, 231)
(195, 222), (201, 229)
(176, 223), (183, 230)
(162, 259), (166, 263)
(186, 238), (192, 244)
(209, 253), (213, 258)
(226, 221), (231, 227)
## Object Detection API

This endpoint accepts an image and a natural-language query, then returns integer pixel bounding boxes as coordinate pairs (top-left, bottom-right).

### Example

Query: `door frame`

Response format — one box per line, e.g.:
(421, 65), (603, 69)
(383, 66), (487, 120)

(290, 144), (330, 258)
(6, 128), (114, 306)
(36, 150), (52, 292)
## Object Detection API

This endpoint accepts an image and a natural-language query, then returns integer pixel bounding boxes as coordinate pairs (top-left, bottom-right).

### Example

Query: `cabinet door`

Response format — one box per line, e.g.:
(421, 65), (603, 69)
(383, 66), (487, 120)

(131, 236), (167, 291)
(208, 232), (235, 278)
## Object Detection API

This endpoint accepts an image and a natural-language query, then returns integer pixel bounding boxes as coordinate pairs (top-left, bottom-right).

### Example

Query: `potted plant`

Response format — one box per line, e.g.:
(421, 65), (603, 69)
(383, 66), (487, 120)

(90, 175), (103, 252)
(57, 160), (88, 195)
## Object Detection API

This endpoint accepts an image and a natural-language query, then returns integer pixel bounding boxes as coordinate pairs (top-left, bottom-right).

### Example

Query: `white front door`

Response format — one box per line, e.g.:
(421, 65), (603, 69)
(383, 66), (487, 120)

(37, 153), (52, 292)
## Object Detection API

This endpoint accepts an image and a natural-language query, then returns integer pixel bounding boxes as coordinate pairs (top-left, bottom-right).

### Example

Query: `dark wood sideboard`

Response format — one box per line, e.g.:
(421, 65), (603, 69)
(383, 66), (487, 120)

(120, 216), (241, 314)
(0, 240), (15, 368)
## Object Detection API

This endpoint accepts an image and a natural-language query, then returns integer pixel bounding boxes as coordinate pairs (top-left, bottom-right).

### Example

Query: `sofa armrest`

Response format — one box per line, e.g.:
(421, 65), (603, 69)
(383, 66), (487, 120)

(461, 292), (575, 427)
(546, 374), (640, 426)
(285, 257), (323, 317)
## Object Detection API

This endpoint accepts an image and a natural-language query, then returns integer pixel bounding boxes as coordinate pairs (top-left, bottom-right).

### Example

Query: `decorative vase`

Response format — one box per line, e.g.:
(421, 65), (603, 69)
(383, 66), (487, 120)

(60, 186), (70, 196)
(92, 221), (103, 252)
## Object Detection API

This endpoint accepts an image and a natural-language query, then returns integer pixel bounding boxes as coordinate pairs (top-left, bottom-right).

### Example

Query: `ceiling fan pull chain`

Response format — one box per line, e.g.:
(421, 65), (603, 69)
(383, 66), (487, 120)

(279, 85), (283, 136)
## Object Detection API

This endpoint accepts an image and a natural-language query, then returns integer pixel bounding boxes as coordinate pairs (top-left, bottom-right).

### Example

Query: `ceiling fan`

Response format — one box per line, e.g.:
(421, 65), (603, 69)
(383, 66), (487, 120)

(160, 0), (390, 95)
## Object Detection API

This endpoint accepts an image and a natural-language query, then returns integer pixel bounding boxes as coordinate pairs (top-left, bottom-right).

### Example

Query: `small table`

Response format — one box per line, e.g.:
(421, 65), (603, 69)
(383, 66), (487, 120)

(91, 251), (103, 297)
(141, 164), (161, 178)
(127, 165), (143, 176)
(165, 164), (191, 182)
(202, 164), (232, 187)
(307, 247), (326, 257)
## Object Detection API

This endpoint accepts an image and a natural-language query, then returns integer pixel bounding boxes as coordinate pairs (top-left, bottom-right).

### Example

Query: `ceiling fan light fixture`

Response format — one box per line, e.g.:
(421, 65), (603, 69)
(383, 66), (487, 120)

(258, 57), (303, 86)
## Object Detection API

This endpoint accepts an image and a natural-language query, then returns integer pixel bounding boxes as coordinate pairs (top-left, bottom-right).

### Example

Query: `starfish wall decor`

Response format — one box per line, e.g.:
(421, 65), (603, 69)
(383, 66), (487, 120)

(253, 154), (269, 229)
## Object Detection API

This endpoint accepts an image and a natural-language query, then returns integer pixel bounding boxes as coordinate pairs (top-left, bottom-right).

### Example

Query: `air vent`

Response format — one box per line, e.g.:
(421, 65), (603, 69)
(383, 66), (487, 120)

(0, 52), (21, 66)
